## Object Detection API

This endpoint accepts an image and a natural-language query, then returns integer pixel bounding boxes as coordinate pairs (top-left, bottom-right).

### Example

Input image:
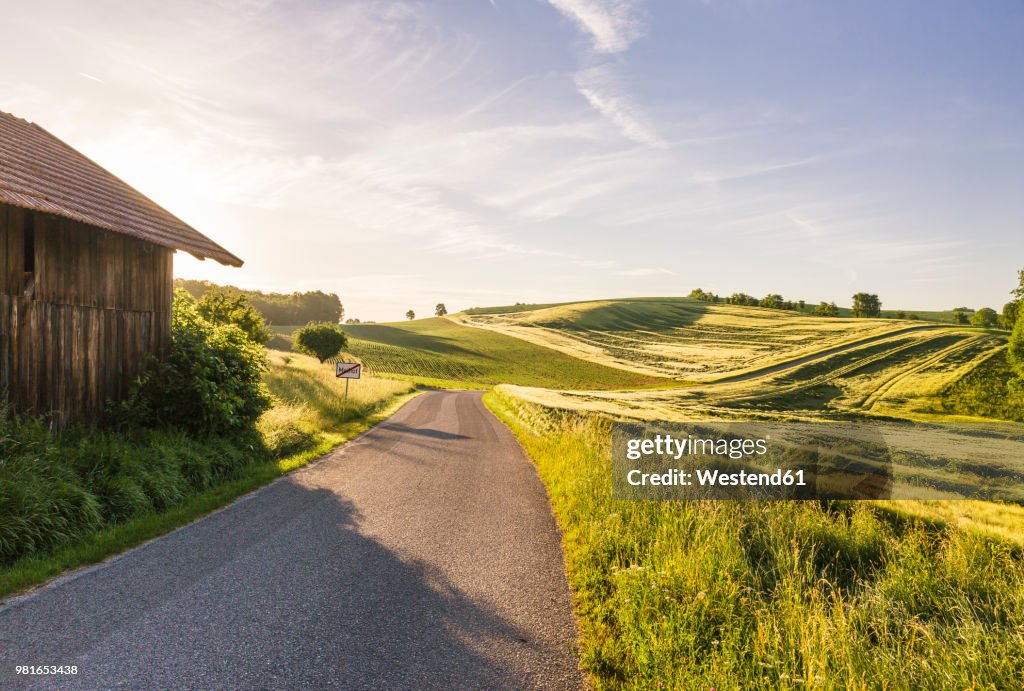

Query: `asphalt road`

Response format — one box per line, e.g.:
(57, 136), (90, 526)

(0, 391), (582, 690)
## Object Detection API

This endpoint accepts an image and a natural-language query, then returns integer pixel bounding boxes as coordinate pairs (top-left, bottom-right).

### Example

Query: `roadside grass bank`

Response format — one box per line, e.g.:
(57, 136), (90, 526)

(485, 389), (1024, 690)
(0, 351), (416, 600)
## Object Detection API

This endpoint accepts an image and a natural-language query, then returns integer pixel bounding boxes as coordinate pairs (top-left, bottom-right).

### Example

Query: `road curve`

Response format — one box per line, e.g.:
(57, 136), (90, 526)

(0, 391), (582, 690)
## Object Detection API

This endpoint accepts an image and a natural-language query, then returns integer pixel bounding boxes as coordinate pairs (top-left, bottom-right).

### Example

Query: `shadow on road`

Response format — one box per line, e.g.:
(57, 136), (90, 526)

(0, 477), (536, 689)
(377, 422), (471, 441)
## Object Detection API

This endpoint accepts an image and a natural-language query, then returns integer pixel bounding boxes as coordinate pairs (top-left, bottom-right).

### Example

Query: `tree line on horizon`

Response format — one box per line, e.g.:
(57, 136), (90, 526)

(688, 288), (884, 318)
(689, 282), (1022, 328)
(174, 279), (344, 326)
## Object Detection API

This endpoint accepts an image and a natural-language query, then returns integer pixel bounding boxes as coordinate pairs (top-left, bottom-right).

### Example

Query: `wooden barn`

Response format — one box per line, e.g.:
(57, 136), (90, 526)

(0, 111), (242, 425)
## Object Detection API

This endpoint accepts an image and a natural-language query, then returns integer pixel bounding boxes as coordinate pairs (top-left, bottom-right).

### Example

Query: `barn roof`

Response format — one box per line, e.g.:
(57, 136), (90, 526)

(0, 111), (242, 267)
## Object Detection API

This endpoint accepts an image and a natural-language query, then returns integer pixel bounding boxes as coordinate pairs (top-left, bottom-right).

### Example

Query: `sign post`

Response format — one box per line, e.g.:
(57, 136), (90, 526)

(335, 362), (362, 420)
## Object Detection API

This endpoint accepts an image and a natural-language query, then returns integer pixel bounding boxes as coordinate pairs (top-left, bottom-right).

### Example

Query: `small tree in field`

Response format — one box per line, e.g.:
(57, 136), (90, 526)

(851, 293), (881, 318)
(406, 310), (415, 321)
(435, 303), (448, 317)
(814, 301), (839, 317)
(971, 307), (999, 328)
(953, 310), (970, 325)
(294, 322), (348, 363)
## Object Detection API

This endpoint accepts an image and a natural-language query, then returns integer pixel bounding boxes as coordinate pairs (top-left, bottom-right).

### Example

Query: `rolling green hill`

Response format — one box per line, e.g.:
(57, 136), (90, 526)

(275, 297), (1010, 420)
(270, 318), (676, 390)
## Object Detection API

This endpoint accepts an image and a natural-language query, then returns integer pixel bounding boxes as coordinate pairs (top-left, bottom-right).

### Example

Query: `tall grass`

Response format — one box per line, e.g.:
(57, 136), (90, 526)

(0, 350), (415, 590)
(942, 350), (1024, 422)
(263, 349), (411, 429)
(486, 390), (1024, 689)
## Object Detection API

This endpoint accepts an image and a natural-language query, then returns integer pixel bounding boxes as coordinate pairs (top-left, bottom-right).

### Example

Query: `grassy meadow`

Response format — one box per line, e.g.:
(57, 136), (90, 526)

(0, 350), (415, 598)
(486, 390), (1024, 690)
(269, 318), (676, 390)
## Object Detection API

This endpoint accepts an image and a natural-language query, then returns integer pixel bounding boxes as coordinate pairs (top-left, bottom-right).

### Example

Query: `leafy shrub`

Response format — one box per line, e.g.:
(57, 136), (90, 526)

(195, 286), (271, 344)
(1010, 317), (1024, 379)
(116, 291), (271, 437)
(293, 321), (348, 363)
(971, 307), (999, 328)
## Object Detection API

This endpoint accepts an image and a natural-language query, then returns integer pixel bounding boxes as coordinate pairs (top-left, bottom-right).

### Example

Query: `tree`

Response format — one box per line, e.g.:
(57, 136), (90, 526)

(761, 294), (784, 310)
(814, 301), (839, 317)
(953, 310), (969, 325)
(175, 279), (344, 325)
(895, 311), (907, 319)
(406, 310), (416, 321)
(435, 303), (448, 317)
(1002, 301), (1020, 330)
(293, 322), (349, 363)
(195, 287), (271, 344)
(1013, 269), (1024, 302)
(688, 288), (717, 302)
(851, 293), (881, 318)
(1010, 317), (1024, 379)
(798, 300), (806, 312)
(970, 307), (999, 328)
(725, 293), (758, 307)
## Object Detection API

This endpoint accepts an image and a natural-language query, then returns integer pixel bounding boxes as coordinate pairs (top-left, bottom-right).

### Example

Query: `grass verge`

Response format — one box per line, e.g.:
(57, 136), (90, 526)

(485, 389), (1024, 690)
(0, 352), (418, 600)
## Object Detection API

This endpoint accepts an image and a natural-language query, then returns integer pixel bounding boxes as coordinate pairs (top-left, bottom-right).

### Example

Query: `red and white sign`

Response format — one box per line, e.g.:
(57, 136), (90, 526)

(335, 362), (362, 379)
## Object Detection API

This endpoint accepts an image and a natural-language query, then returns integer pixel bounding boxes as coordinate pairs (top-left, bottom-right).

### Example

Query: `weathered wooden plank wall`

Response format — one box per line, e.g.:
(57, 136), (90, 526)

(0, 202), (173, 425)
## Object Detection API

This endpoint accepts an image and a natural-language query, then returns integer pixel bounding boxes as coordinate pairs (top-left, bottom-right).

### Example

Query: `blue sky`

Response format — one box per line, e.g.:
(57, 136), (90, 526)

(2, 0), (1021, 320)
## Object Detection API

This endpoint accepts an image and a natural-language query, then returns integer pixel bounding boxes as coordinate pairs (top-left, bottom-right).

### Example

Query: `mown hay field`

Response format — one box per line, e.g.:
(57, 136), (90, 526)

(454, 297), (963, 381)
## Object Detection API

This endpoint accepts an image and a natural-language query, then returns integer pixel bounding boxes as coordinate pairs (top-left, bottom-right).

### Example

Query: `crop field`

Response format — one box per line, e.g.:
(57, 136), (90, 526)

(448, 298), (1009, 421)
(500, 328), (1009, 422)
(453, 298), (937, 380)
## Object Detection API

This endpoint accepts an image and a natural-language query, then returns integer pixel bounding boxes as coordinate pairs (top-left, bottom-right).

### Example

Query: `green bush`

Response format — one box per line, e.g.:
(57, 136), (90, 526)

(1010, 318), (1024, 379)
(195, 287), (271, 344)
(971, 307), (999, 328)
(293, 321), (348, 363)
(116, 291), (271, 437)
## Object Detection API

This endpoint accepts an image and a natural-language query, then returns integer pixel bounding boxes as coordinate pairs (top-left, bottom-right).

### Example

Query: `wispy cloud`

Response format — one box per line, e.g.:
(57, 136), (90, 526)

(546, 0), (645, 53)
(574, 64), (663, 146)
